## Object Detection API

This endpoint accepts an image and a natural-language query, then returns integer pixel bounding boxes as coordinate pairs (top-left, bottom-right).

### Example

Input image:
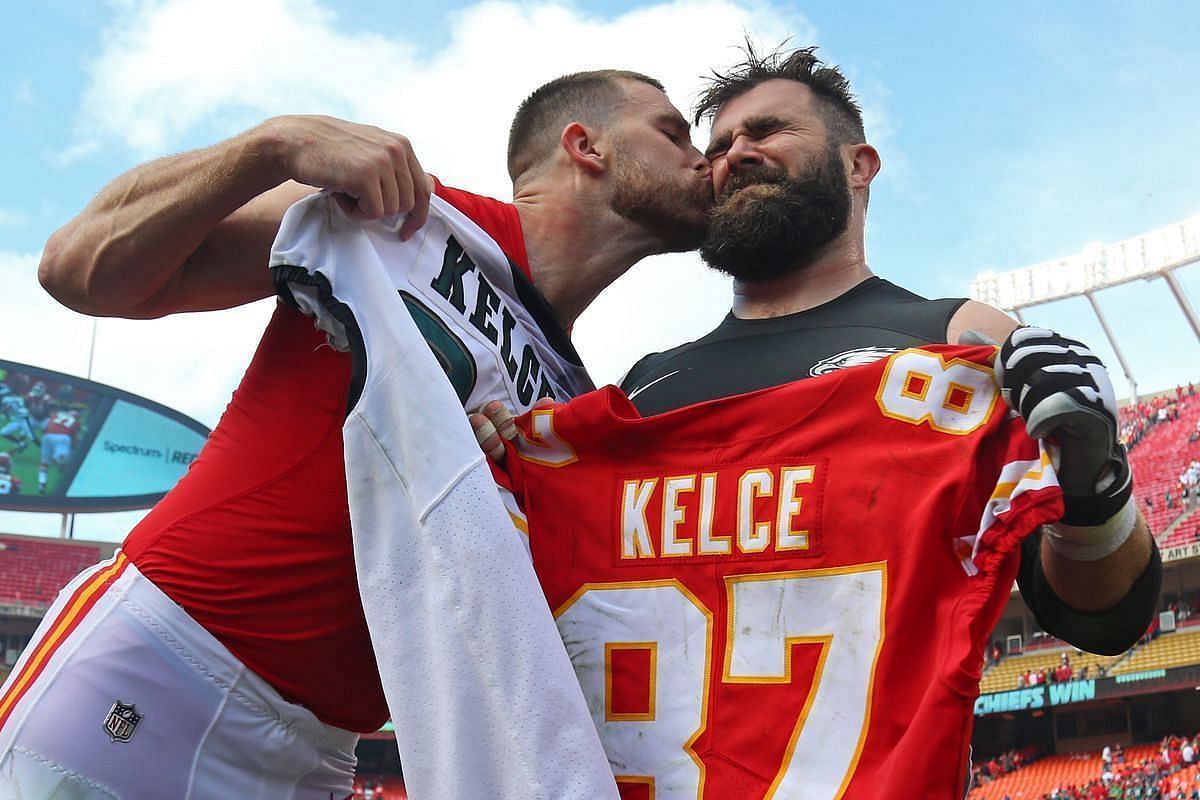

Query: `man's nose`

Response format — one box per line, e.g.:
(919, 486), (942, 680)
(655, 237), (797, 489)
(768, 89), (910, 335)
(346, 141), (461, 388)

(688, 146), (712, 179)
(725, 135), (763, 172)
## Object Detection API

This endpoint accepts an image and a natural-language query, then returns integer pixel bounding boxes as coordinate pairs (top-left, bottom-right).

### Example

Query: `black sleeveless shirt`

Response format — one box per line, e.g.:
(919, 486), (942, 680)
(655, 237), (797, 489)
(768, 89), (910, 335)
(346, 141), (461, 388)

(622, 277), (965, 416)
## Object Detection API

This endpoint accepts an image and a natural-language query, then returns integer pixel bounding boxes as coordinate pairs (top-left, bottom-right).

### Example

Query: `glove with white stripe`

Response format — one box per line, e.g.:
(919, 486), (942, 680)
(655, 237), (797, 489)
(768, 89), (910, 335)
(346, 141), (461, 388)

(995, 326), (1132, 529)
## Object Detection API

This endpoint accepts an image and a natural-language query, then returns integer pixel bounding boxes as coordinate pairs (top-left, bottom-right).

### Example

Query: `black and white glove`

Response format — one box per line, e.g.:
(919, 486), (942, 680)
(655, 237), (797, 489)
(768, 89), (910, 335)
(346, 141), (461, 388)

(995, 326), (1132, 530)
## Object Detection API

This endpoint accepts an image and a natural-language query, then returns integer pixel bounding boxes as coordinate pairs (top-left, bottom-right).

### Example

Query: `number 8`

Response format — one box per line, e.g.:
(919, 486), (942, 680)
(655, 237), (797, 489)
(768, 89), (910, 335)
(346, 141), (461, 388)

(875, 349), (999, 435)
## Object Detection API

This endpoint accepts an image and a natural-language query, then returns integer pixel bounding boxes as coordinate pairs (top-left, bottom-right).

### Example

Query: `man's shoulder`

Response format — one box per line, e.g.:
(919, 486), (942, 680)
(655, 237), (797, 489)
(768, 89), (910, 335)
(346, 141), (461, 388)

(618, 330), (720, 395)
(432, 180), (528, 275)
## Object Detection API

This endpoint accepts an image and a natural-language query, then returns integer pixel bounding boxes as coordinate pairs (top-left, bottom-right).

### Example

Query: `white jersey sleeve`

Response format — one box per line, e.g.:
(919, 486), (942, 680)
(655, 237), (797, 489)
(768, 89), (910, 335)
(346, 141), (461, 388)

(270, 192), (617, 800)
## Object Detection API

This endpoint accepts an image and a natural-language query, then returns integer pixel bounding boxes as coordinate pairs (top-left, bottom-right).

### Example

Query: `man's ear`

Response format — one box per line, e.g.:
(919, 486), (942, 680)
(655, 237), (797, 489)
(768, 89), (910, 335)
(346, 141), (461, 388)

(561, 122), (607, 175)
(846, 143), (881, 190)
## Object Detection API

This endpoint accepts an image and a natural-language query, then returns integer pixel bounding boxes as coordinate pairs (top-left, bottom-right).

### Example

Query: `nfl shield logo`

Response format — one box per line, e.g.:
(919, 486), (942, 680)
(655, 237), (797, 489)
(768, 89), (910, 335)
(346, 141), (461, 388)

(102, 701), (142, 743)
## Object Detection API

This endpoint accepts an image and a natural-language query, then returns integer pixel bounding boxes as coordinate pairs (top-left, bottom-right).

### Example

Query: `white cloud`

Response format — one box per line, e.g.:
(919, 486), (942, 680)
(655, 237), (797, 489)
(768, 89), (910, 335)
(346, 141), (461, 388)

(0, 209), (28, 227)
(0, 251), (95, 373)
(50, 140), (102, 167)
(15, 78), (34, 107)
(64, 0), (815, 386)
(0, 250), (273, 428)
(76, 0), (810, 183)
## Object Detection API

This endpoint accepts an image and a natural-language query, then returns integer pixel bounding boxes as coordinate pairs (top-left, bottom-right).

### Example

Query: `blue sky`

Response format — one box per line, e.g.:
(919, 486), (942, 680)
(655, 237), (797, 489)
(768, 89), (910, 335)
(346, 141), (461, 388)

(2, 0), (1199, 539)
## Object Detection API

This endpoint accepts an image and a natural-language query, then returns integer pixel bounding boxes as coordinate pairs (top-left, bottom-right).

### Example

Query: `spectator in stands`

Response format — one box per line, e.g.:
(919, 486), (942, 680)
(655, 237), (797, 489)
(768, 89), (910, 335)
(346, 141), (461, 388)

(1180, 464), (1200, 502)
(1119, 387), (1195, 452)
(1168, 737), (1184, 774)
(1182, 738), (1195, 767)
(1144, 616), (1161, 645)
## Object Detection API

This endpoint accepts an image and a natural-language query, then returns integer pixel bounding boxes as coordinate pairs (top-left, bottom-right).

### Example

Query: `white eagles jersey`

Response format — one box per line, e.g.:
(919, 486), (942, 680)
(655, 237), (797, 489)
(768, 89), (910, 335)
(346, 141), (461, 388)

(270, 191), (618, 800)
(272, 191), (593, 416)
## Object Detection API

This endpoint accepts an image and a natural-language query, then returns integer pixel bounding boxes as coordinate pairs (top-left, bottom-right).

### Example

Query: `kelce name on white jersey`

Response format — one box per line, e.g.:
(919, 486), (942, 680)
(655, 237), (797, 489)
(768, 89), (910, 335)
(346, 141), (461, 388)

(424, 235), (564, 405)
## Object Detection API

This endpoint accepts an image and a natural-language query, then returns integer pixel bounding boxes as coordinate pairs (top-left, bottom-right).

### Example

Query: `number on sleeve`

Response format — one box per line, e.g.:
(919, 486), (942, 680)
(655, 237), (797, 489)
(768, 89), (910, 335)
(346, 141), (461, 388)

(513, 408), (578, 467)
(876, 349), (998, 435)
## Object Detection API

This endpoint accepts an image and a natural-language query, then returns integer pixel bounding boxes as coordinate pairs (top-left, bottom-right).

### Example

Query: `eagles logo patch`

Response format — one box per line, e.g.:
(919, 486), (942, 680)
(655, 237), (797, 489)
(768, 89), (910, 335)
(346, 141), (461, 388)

(810, 346), (899, 376)
(103, 700), (142, 743)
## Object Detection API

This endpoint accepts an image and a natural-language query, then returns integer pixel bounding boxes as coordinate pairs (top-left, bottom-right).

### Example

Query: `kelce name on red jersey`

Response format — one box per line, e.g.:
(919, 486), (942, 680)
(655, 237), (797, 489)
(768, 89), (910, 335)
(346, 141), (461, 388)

(618, 463), (824, 563)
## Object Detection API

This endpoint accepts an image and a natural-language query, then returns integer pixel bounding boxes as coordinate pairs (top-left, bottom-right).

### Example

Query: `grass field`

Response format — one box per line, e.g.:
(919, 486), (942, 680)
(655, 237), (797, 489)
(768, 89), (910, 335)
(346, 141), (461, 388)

(1, 438), (46, 495)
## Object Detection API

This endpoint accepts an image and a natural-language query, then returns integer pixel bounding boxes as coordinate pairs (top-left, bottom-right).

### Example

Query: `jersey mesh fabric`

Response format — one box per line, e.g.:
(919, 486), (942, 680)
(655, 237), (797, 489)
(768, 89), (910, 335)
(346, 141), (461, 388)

(502, 345), (1064, 799)
(123, 183), (532, 733)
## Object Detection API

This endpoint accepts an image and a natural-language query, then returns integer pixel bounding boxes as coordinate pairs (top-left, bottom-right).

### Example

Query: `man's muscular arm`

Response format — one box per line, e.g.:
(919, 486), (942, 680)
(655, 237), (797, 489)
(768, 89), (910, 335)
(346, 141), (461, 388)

(39, 115), (430, 319)
(949, 302), (1156, 627)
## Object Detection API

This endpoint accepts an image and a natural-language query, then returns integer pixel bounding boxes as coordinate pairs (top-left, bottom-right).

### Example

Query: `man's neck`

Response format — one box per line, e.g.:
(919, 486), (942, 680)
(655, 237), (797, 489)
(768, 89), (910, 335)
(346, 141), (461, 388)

(513, 182), (662, 330)
(731, 231), (873, 319)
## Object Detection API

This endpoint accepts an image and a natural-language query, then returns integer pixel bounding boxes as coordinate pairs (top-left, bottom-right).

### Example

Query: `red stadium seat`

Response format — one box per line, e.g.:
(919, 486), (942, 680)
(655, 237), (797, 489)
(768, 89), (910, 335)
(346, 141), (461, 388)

(0, 535), (103, 611)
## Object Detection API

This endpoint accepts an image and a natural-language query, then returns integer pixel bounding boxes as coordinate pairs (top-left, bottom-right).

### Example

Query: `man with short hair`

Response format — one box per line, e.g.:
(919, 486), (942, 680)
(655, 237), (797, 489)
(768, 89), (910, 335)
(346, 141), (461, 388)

(2, 70), (709, 799)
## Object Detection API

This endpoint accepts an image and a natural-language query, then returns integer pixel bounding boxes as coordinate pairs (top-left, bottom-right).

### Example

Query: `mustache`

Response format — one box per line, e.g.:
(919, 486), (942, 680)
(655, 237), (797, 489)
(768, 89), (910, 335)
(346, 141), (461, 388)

(718, 165), (793, 199)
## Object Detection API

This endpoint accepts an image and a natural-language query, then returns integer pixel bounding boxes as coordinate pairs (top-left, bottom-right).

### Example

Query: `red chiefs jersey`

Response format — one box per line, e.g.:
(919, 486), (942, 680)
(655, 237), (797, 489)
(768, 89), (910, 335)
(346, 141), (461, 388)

(500, 345), (1063, 799)
(43, 411), (79, 437)
(123, 181), (531, 732)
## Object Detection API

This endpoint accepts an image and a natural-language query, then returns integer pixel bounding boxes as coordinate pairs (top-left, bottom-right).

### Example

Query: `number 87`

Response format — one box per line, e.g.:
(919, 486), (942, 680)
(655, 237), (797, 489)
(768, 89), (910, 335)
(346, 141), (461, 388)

(555, 564), (886, 800)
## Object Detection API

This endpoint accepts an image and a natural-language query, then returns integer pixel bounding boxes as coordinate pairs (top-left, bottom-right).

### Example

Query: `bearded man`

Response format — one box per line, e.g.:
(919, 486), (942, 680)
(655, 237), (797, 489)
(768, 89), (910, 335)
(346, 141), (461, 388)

(622, 48), (1157, 656)
(587, 46), (1158, 795)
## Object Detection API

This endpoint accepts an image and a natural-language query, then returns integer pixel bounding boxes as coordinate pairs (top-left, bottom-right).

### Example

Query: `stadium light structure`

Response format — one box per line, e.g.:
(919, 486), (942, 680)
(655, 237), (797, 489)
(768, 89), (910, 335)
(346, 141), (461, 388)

(970, 214), (1200, 404)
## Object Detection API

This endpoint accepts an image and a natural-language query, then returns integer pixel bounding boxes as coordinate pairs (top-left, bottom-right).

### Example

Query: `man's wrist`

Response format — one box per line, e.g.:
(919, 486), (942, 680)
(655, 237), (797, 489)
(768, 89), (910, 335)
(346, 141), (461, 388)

(1046, 496), (1137, 562)
(242, 117), (296, 190)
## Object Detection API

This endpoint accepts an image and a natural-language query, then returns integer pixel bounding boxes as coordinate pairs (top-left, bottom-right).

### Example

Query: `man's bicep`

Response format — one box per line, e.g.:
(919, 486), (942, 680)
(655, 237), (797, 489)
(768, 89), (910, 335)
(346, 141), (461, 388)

(157, 182), (317, 315)
(946, 299), (1019, 345)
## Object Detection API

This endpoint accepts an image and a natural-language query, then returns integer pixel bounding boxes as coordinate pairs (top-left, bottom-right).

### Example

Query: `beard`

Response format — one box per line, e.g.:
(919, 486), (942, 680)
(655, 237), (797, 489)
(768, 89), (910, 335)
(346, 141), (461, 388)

(700, 145), (851, 282)
(610, 150), (713, 254)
